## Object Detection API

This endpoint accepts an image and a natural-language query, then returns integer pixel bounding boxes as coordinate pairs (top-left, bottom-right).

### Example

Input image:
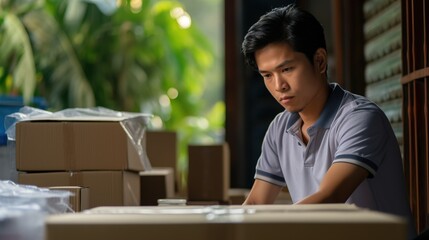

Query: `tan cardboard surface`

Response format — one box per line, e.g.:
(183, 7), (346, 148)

(16, 121), (147, 171)
(45, 204), (407, 240)
(19, 171), (140, 208)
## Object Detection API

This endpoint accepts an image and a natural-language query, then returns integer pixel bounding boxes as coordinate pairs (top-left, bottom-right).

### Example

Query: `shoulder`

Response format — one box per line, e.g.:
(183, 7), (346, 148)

(333, 92), (394, 143)
(336, 91), (387, 121)
(331, 90), (393, 135)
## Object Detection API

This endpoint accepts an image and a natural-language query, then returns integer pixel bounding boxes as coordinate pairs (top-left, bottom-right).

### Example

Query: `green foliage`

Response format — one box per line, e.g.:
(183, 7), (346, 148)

(0, 0), (225, 187)
(0, 1), (38, 102)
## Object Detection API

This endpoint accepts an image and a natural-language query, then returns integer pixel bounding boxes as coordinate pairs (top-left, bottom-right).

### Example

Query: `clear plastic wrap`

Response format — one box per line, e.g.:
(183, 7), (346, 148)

(0, 180), (72, 214)
(0, 180), (73, 240)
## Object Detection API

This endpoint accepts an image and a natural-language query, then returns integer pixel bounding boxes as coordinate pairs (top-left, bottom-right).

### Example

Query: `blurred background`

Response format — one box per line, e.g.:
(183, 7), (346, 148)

(0, 0), (224, 190)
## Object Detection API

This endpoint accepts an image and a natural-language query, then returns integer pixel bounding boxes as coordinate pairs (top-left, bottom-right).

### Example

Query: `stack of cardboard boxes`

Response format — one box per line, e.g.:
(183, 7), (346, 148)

(16, 119), (146, 209)
(16, 118), (178, 210)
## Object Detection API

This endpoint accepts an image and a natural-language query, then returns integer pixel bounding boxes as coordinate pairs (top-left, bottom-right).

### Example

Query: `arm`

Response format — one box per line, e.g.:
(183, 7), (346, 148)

(243, 179), (282, 205)
(296, 162), (368, 204)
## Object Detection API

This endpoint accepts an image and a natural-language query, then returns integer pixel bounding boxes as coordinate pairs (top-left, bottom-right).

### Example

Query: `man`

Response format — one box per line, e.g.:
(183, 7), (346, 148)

(241, 4), (416, 239)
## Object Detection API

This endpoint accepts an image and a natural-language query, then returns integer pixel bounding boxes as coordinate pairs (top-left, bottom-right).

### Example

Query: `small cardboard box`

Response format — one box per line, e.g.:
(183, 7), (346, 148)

(19, 171), (140, 208)
(146, 131), (177, 170)
(49, 186), (90, 212)
(45, 204), (407, 240)
(16, 117), (151, 171)
(139, 168), (175, 206)
(187, 143), (230, 202)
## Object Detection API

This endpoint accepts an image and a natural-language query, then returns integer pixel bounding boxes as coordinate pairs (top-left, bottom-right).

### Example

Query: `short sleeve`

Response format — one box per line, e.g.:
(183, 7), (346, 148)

(254, 116), (287, 186)
(333, 106), (391, 177)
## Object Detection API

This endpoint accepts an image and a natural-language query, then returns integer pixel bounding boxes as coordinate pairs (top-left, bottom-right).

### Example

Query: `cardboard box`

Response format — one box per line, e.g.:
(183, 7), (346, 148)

(139, 168), (175, 205)
(45, 204), (407, 240)
(19, 171), (140, 208)
(187, 143), (230, 202)
(146, 131), (177, 170)
(16, 119), (150, 171)
(49, 186), (90, 212)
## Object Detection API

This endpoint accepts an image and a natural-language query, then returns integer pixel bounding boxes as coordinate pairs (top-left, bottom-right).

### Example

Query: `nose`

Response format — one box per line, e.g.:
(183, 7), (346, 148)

(274, 74), (288, 92)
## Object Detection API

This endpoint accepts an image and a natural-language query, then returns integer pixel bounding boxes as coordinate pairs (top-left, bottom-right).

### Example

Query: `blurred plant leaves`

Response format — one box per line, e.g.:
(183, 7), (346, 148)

(0, 10), (36, 102)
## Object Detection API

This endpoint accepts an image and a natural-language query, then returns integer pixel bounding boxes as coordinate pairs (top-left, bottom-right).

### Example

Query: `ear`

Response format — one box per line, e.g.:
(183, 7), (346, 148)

(313, 48), (327, 74)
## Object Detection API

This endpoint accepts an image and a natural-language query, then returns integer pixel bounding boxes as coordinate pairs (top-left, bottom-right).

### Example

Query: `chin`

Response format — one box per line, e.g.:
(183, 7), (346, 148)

(284, 106), (302, 113)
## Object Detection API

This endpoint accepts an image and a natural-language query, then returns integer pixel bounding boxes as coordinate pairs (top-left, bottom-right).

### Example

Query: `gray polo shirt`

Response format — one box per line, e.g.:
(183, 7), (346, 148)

(255, 83), (415, 237)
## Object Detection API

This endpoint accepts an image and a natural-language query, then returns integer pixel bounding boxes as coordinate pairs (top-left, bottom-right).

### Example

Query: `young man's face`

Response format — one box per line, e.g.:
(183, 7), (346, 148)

(255, 42), (325, 113)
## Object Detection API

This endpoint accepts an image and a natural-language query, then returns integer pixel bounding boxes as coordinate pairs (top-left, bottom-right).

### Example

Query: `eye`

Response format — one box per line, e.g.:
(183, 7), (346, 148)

(262, 73), (272, 79)
(282, 67), (293, 72)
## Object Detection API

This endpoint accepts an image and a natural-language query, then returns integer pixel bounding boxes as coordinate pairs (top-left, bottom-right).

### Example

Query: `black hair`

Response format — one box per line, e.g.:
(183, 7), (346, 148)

(242, 4), (326, 70)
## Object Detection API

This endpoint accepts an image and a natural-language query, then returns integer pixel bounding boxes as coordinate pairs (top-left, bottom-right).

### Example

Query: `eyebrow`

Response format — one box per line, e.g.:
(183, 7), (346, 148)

(258, 59), (295, 73)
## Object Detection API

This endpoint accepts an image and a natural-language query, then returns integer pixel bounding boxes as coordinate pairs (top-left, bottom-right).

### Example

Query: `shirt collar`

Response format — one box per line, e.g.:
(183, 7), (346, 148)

(286, 83), (345, 130)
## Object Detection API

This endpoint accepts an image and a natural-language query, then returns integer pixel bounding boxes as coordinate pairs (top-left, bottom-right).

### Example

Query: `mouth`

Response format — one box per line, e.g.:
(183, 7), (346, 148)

(279, 96), (293, 104)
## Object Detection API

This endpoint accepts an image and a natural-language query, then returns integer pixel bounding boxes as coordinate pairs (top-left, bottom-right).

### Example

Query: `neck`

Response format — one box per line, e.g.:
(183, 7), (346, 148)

(299, 83), (330, 127)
